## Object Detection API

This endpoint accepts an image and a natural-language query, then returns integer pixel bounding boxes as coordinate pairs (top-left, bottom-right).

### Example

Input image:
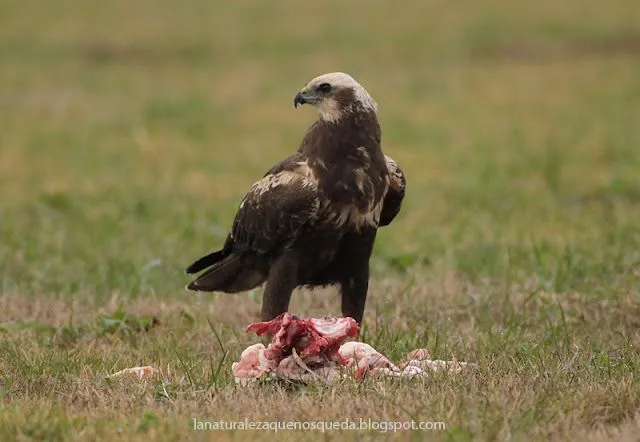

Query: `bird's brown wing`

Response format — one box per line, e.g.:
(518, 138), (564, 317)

(379, 155), (406, 227)
(231, 169), (320, 254)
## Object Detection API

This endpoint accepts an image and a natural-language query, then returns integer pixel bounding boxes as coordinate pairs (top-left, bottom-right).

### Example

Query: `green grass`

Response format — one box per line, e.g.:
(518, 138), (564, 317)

(1, 0), (640, 440)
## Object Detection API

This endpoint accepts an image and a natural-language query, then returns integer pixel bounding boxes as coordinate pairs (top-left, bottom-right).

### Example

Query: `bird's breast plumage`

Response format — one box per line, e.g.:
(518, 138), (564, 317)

(296, 109), (389, 231)
(307, 150), (389, 231)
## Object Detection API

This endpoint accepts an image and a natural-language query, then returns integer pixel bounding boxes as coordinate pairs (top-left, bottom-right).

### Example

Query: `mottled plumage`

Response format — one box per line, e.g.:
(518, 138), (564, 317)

(186, 72), (406, 324)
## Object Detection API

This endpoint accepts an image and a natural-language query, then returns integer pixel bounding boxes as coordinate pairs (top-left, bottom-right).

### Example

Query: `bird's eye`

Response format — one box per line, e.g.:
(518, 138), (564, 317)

(316, 83), (332, 93)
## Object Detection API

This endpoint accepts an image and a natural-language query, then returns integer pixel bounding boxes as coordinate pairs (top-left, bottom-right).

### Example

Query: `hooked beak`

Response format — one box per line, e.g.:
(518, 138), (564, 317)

(294, 89), (320, 109)
(293, 91), (307, 109)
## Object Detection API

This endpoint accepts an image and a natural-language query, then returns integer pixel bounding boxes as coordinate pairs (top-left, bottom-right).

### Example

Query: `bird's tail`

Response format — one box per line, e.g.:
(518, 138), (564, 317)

(186, 250), (266, 293)
(186, 249), (227, 274)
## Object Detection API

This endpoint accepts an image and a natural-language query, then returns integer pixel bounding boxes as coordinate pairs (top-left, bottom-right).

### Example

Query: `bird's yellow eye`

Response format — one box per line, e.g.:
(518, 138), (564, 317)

(316, 83), (332, 93)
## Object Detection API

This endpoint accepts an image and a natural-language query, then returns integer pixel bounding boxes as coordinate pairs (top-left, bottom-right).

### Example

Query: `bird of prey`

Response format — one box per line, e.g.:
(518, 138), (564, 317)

(186, 72), (406, 324)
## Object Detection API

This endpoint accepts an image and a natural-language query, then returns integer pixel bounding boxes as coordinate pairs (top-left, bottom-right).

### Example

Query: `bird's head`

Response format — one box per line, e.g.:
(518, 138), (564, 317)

(294, 72), (378, 123)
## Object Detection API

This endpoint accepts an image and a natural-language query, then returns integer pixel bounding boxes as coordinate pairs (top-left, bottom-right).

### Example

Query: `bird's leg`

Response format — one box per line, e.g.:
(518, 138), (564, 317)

(261, 251), (300, 322)
(335, 228), (376, 326)
(340, 269), (369, 325)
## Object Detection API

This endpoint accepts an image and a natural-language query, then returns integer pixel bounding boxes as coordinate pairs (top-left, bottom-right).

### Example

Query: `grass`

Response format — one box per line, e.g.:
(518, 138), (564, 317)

(1, 0), (640, 440)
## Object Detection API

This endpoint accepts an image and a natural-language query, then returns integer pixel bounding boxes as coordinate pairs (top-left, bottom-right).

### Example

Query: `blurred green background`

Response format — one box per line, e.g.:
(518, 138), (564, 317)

(1, 2), (640, 440)
(0, 0), (639, 299)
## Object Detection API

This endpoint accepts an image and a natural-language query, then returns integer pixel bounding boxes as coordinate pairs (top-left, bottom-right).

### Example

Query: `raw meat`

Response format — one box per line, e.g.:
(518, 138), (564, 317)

(232, 313), (474, 385)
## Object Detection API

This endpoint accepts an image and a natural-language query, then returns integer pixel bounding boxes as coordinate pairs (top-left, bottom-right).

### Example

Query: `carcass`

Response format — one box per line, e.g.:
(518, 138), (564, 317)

(232, 313), (474, 385)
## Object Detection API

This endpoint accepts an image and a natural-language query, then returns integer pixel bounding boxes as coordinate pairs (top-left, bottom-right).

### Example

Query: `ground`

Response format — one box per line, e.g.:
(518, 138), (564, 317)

(1, 0), (640, 440)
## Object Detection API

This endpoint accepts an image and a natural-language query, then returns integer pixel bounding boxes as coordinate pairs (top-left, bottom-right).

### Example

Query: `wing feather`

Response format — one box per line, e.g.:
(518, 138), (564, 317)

(231, 169), (320, 254)
(379, 155), (406, 227)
